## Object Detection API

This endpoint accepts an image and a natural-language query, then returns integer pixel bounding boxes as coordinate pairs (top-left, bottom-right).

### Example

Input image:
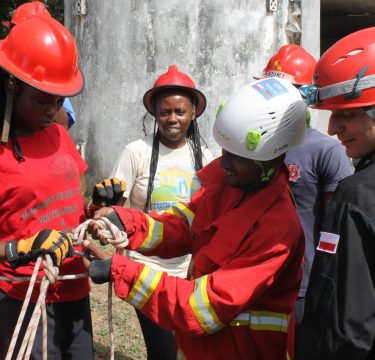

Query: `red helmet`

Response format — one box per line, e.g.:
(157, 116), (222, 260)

(312, 27), (375, 110)
(143, 65), (206, 117)
(0, 16), (83, 96)
(11, 1), (51, 25)
(258, 44), (317, 86)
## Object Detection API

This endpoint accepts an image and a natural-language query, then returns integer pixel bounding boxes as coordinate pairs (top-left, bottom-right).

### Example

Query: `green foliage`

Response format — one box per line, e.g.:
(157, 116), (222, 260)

(0, 0), (64, 39)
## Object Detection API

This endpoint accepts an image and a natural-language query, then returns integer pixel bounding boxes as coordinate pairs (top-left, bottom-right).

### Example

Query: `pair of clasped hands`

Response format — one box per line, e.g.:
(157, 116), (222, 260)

(7, 178), (125, 269)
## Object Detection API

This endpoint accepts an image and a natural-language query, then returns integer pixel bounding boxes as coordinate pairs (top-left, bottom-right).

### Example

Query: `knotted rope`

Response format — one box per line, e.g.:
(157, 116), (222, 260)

(3, 216), (128, 360)
(74, 218), (128, 360)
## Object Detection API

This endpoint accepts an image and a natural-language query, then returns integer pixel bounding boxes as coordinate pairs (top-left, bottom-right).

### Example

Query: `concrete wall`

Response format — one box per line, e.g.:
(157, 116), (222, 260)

(301, 0), (330, 132)
(65, 0), (291, 193)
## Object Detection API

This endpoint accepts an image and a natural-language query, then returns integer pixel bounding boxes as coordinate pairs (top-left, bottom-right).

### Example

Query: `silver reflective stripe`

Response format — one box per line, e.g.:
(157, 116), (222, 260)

(127, 267), (162, 309)
(319, 73), (375, 100)
(231, 310), (290, 333)
(189, 275), (223, 333)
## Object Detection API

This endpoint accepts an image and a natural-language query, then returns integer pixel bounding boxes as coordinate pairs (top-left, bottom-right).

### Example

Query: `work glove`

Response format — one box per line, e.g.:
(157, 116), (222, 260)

(5, 229), (75, 268)
(92, 177), (127, 208)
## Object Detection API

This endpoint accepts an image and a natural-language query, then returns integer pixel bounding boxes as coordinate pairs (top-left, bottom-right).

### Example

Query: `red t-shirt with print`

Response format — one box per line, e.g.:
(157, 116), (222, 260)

(0, 123), (89, 302)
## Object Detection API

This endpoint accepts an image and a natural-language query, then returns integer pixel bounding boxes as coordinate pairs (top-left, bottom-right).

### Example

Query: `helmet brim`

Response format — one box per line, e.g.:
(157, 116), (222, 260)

(143, 85), (206, 118)
(0, 41), (84, 97)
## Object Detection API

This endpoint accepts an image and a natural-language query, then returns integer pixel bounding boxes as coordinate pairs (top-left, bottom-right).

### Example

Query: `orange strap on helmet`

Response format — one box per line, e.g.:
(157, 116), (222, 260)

(1, 79), (15, 145)
(143, 65), (206, 117)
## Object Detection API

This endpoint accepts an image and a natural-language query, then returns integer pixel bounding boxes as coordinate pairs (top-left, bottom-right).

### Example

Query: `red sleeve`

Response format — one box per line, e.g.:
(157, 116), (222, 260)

(57, 124), (87, 174)
(112, 186), (205, 258)
(110, 215), (303, 336)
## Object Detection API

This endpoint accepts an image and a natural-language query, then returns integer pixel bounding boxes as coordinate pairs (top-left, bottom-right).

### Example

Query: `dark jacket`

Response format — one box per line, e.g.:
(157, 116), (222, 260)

(296, 159), (375, 359)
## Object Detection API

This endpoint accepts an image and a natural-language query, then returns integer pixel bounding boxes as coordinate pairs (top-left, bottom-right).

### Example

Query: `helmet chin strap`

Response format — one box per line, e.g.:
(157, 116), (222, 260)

(1, 80), (15, 145)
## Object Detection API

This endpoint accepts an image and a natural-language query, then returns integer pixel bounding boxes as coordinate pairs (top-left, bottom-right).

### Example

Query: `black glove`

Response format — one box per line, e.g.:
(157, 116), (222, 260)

(5, 229), (75, 268)
(92, 177), (127, 207)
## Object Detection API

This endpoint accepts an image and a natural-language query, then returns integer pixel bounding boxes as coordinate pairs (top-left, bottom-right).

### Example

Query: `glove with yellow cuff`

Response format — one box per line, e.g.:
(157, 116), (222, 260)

(5, 229), (74, 268)
(92, 177), (127, 208)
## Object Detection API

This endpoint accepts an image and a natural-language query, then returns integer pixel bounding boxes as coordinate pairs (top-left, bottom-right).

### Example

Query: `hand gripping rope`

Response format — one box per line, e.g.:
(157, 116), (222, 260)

(1, 217), (128, 360)
(74, 217), (128, 360)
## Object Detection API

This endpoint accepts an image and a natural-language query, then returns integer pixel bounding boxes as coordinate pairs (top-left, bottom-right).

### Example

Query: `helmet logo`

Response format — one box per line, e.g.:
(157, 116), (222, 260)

(288, 163), (301, 182)
(246, 130), (262, 151)
(252, 78), (288, 101)
(274, 60), (282, 71)
(273, 144), (288, 155)
(216, 128), (230, 142)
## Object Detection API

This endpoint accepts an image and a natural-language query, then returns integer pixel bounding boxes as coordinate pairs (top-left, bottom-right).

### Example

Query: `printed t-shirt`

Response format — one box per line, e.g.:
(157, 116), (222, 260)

(285, 127), (353, 297)
(0, 123), (89, 302)
(111, 135), (214, 277)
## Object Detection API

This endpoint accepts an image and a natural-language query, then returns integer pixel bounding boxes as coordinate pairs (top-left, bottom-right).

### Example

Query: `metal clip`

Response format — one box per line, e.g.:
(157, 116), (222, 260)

(299, 85), (320, 106)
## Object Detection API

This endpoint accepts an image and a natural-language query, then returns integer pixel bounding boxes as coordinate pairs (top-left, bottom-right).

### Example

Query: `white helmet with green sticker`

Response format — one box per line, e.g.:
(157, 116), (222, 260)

(213, 77), (307, 161)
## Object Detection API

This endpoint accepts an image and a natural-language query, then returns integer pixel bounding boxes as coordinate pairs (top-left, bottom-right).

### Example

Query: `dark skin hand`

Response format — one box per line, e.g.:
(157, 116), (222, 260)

(82, 240), (112, 269)
(81, 207), (115, 268)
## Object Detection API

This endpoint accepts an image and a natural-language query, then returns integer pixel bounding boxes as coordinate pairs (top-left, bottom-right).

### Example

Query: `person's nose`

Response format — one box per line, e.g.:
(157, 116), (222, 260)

(45, 102), (60, 118)
(167, 111), (179, 123)
(328, 113), (344, 136)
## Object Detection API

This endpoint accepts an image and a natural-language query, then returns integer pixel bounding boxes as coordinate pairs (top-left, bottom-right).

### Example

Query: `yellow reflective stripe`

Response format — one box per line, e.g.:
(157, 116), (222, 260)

(127, 266), (163, 310)
(287, 351), (291, 360)
(231, 310), (290, 333)
(139, 214), (163, 250)
(176, 348), (187, 360)
(165, 207), (186, 221)
(173, 202), (195, 227)
(189, 275), (223, 334)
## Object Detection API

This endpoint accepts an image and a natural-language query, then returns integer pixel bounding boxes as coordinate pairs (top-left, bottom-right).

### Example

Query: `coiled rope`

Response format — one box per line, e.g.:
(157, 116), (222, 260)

(3, 217), (128, 360)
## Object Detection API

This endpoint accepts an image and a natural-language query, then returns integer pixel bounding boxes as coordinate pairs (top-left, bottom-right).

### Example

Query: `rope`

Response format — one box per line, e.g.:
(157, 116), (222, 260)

(74, 218), (128, 360)
(6, 255), (58, 360)
(4, 217), (128, 360)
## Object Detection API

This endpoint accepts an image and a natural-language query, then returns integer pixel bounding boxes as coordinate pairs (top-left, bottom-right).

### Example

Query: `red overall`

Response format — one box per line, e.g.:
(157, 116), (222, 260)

(111, 158), (304, 359)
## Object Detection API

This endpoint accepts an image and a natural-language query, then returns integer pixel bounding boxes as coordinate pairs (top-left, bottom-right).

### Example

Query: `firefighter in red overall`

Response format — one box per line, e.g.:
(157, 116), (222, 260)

(85, 77), (307, 359)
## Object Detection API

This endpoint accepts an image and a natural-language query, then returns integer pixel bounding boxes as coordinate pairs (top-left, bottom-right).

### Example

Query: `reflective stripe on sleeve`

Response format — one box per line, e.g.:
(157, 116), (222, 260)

(166, 202), (195, 228)
(231, 310), (290, 333)
(138, 214), (163, 250)
(127, 266), (163, 310)
(189, 275), (223, 334)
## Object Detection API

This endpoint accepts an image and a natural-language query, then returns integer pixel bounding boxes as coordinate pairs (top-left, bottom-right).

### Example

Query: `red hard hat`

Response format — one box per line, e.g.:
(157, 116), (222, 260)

(313, 27), (375, 110)
(0, 16), (83, 96)
(258, 44), (317, 86)
(143, 65), (206, 117)
(11, 1), (51, 25)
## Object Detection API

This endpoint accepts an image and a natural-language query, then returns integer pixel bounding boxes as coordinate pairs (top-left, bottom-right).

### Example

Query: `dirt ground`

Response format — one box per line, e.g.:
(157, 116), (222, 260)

(90, 281), (147, 360)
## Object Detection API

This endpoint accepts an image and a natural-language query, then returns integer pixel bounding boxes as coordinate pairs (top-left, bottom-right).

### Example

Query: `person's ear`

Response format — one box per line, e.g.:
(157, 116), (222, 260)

(191, 104), (196, 121)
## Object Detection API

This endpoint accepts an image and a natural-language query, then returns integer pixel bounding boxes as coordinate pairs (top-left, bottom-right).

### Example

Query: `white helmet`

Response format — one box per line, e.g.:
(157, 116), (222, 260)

(213, 77), (307, 161)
